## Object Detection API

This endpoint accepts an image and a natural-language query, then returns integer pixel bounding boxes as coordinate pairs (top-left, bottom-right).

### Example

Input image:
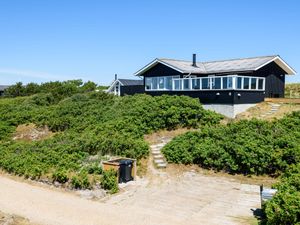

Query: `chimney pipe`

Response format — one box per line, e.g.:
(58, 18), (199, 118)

(115, 74), (118, 80)
(192, 54), (197, 67)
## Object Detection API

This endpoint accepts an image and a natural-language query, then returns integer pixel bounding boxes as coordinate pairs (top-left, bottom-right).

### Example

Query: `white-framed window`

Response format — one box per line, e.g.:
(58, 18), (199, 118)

(258, 78), (264, 90)
(145, 76), (180, 91)
(145, 78), (152, 90)
(173, 79), (181, 90)
(237, 77), (242, 89)
(211, 77), (221, 89)
(145, 75), (265, 91)
(221, 77), (233, 89)
(201, 78), (210, 89)
(243, 77), (250, 89)
(191, 78), (201, 89)
(250, 78), (257, 90)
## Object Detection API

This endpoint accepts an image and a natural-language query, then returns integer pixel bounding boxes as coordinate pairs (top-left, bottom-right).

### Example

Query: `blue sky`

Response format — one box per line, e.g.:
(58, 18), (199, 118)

(0, 0), (299, 85)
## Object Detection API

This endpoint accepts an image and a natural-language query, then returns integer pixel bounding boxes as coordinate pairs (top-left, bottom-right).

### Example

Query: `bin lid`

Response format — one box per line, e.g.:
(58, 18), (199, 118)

(119, 159), (133, 165)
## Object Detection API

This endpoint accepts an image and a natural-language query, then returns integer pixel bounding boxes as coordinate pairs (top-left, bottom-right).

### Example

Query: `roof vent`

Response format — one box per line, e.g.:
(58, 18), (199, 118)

(192, 54), (197, 67)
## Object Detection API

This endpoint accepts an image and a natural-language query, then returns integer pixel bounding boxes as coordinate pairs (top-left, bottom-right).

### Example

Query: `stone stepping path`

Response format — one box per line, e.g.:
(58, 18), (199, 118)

(261, 103), (281, 118)
(150, 138), (171, 169)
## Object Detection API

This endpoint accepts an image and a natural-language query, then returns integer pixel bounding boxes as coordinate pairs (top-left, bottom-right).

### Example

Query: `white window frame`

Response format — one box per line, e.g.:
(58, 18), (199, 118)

(145, 75), (265, 91)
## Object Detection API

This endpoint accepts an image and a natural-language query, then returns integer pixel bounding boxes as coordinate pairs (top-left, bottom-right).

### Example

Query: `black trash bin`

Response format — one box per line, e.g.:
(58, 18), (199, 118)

(119, 159), (133, 183)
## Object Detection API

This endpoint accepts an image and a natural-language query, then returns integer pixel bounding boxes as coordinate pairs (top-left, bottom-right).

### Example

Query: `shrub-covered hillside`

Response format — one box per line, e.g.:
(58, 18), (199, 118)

(162, 112), (300, 175)
(162, 111), (300, 224)
(0, 89), (222, 188)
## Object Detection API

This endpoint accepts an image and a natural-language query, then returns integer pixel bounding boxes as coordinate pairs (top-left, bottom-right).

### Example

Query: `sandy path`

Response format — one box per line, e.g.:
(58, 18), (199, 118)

(0, 171), (260, 225)
(0, 175), (170, 225)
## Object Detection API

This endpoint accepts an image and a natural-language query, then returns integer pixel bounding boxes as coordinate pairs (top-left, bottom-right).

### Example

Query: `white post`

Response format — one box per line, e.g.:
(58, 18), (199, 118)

(199, 78), (202, 90)
(232, 75), (236, 90)
(221, 77), (223, 89)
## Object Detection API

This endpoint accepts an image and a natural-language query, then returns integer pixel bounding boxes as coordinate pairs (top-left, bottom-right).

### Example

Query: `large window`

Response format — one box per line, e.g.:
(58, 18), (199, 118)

(158, 77), (164, 89)
(258, 78), (264, 90)
(222, 77), (233, 89)
(173, 79), (181, 90)
(152, 77), (158, 90)
(237, 77), (242, 89)
(183, 79), (190, 90)
(192, 78), (200, 89)
(251, 78), (257, 90)
(145, 78), (152, 90)
(243, 77), (250, 89)
(145, 76), (179, 90)
(145, 75), (265, 91)
(202, 78), (210, 89)
(166, 77), (173, 90)
(212, 77), (221, 89)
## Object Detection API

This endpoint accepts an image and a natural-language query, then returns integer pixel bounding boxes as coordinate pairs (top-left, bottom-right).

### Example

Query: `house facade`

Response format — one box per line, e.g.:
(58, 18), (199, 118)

(108, 54), (296, 117)
(106, 78), (143, 96)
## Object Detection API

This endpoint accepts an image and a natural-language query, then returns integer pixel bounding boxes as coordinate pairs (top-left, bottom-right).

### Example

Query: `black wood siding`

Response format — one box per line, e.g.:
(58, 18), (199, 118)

(252, 62), (285, 98)
(142, 63), (182, 77)
(145, 90), (264, 104)
(145, 90), (234, 104)
(233, 91), (265, 104)
(121, 85), (145, 96)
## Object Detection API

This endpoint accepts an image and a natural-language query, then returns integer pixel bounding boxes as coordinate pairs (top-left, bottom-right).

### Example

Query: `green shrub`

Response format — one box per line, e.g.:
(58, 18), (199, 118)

(86, 163), (103, 175)
(71, 171), (91, 189)
(265, 190), (300, 225)
(264, 164), (300, 224)
(101, 169), (119, 194)
(0, 121), (14, 140)
(52, 169), (69, 183)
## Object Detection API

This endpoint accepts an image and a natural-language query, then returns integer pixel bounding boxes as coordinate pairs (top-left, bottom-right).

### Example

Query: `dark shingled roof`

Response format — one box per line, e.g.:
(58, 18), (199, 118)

(134, 55), (296, 76)
(118, 79), (143, 86)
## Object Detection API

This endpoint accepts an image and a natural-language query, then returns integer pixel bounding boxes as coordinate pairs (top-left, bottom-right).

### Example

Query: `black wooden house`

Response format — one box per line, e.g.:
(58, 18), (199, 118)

(107, 54), (296, 117)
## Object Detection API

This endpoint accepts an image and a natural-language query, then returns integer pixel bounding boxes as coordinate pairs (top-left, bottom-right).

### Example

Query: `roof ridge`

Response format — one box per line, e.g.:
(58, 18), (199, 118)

(159, 55), (278, 64)
(202, 55), (278, 64)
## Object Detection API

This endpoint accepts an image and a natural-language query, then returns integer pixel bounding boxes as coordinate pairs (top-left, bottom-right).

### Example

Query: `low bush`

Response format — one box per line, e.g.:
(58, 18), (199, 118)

(100, 169), (119, 194)
(71, 171), (91, 189)
(162, 112), (300, 176)
(52, 169), (69, 183)
(264, 164), (300, 225)
(0, 121), (14, 140)
(86, 163), (103, 175)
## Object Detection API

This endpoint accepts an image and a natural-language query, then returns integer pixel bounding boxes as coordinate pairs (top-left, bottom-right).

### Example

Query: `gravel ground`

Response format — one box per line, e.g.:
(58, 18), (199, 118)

(0, 169), (260, 225)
